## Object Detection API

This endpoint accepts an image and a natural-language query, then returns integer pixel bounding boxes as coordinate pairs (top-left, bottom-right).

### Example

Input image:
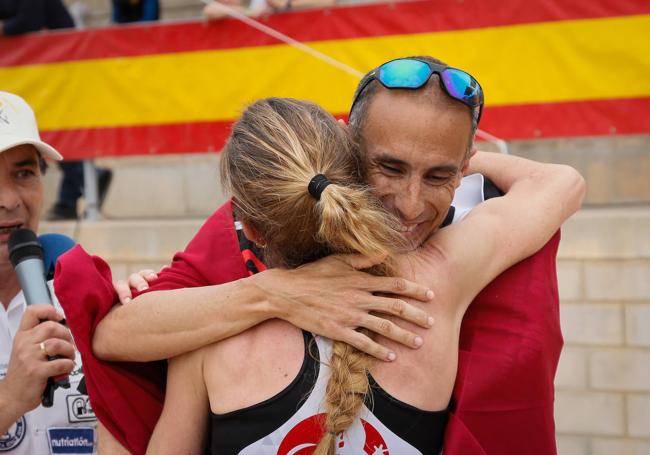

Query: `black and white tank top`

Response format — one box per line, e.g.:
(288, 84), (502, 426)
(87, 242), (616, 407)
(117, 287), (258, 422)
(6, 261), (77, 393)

(209, 332), (448, 454)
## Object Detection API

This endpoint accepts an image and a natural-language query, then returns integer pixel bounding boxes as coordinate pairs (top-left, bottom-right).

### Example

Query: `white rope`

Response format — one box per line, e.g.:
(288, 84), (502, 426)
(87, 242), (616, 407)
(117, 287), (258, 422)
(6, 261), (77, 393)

(200, 0), (363, 78)
(200, 0), (509, 153)
(475, 129), (509, 154)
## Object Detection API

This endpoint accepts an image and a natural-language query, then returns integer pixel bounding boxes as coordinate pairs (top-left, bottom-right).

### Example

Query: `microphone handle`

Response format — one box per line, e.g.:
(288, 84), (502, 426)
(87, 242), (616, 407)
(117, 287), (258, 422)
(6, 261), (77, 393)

(14, 258), (52, 305)
(14, 258), (70, 407)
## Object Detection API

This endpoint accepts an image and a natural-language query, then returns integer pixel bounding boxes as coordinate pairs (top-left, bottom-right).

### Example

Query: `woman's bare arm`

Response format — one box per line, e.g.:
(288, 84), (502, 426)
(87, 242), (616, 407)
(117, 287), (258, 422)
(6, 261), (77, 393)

(146, 351), (209, 455)
(94, 254), (435, 363)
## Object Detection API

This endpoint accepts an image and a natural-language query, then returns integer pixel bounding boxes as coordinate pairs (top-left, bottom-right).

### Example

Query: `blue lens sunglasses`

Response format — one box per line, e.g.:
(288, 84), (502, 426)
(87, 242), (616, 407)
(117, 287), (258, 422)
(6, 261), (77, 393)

(350, 58), (484, 125)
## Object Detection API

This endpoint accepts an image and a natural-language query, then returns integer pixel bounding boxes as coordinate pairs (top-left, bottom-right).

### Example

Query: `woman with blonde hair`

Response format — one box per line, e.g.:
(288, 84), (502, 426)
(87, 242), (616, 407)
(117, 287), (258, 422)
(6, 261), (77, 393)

(144, 97), (583, 454)
(147, 97), (417, 454)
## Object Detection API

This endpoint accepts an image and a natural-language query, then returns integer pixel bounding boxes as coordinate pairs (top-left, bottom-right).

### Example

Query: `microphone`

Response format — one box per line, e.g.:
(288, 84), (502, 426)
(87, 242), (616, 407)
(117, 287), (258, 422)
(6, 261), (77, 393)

(8, 229), (52, 306)
(8, 228), (70, 407)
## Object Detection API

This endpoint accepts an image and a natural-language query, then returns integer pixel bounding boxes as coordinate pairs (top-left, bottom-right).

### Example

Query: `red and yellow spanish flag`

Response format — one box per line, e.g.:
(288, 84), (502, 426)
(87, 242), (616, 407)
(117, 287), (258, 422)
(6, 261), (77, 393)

(1, 0), (648, 159)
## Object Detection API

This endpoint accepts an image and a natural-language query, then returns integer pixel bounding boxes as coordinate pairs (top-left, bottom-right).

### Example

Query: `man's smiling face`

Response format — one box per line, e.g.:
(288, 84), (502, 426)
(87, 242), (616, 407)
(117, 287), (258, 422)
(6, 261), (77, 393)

(360, 84), (473, 250)
(0, 144), (43, 265)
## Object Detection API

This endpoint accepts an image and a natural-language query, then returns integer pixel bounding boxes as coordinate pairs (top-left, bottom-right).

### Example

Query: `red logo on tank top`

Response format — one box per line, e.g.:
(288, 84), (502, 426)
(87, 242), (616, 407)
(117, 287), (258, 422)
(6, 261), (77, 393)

(277, 413), (389, 454)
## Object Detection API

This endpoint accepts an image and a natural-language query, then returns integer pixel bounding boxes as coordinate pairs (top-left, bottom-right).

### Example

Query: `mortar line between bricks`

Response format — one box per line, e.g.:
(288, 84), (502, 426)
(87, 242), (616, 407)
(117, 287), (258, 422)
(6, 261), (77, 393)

(622, 304), (628, 347)
(579, 260), (586, 301)
(623, 393), (630, 438)
(563, 342), (626, 349)
(587, 388), (650, 394)
(575, 384), (636, 395)
(588, 435), (650, 445)
(556, 432), (625, 439)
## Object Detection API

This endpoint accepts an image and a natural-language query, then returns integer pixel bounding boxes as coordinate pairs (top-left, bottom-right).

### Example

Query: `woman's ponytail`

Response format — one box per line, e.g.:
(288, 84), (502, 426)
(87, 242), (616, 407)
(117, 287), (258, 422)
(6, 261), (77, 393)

(312, 183), (402, 454)
(220, 98), (405, 453)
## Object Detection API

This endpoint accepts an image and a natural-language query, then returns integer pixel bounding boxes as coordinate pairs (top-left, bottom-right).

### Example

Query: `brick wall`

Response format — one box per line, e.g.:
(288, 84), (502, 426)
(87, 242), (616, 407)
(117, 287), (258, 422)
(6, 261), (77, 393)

(555, 209), (650, 454)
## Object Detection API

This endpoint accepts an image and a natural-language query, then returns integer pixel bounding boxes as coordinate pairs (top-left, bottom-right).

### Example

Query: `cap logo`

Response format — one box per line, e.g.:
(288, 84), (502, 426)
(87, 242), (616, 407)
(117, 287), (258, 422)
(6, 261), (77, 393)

(0, 98), (19, 134)
(0, 103), (10, 125)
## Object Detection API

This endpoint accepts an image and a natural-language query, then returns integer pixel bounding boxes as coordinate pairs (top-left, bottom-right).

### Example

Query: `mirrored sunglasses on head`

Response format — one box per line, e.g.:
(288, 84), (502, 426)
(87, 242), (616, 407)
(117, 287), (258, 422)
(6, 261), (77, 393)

(351, 57), (484, 125)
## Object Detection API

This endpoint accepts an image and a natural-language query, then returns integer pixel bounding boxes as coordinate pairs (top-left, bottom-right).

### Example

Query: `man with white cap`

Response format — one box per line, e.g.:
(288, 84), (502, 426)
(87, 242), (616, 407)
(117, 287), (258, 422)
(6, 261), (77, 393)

(0, 91), (98, 454)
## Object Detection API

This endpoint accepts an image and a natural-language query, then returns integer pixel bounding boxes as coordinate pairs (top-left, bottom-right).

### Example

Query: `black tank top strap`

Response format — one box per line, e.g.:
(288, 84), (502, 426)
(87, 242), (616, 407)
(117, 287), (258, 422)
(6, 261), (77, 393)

(366, 374), (449, 453)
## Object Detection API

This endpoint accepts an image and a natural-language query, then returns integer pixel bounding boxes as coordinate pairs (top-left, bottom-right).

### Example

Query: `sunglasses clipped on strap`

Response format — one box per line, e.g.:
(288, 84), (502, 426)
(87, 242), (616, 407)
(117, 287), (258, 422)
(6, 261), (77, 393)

(350, 58), (484, 125)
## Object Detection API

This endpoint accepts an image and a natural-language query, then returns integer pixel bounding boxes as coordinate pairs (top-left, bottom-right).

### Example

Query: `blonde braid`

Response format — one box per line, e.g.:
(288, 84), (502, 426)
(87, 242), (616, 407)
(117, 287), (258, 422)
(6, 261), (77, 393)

(313, 338), (373, 454)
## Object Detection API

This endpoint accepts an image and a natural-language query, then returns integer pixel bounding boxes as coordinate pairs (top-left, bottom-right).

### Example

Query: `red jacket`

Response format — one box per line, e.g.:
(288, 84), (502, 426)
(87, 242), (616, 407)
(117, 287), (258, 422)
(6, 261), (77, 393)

(55, 200), (561, 454)
(446, 230), (561, 454)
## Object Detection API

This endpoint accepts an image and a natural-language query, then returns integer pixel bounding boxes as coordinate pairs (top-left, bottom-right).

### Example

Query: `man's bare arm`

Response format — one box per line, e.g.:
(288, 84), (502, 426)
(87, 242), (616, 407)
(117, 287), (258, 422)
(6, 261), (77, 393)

(93, 254), (435, 363)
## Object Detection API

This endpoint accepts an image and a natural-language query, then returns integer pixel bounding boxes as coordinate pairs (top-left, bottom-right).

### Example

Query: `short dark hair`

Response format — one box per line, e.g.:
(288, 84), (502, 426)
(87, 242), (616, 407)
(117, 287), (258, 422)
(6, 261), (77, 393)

(36, 151), (48, 174)
(348, 55), (477, 155)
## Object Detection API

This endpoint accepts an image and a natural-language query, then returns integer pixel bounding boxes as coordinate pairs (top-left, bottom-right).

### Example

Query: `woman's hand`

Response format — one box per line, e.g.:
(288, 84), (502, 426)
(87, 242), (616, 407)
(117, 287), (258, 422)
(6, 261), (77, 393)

(113, 269), (159, 304)
(253, 254), (435, 362)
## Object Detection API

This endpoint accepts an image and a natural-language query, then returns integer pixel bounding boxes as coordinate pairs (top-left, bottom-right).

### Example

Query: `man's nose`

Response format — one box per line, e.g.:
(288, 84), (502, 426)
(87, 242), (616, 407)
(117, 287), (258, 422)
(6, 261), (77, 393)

(0, 179), (21, 211)
(394, 178), (425, 222)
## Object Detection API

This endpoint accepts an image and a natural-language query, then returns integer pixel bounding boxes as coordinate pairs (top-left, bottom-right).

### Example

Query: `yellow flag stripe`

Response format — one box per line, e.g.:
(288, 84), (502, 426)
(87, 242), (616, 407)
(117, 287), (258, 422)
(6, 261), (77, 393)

(1, 14), (647, 130)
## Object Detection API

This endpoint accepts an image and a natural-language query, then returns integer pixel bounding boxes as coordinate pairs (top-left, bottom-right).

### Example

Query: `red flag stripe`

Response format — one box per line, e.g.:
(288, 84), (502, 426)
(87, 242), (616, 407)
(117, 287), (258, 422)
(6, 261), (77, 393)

(1, 0), (648, 67)
(40, 97), (650, 160)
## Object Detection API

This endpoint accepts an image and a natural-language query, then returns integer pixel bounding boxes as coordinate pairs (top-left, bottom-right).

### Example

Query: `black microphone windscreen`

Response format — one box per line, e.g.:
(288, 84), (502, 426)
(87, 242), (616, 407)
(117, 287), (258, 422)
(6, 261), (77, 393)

(8, 228), (43, 267)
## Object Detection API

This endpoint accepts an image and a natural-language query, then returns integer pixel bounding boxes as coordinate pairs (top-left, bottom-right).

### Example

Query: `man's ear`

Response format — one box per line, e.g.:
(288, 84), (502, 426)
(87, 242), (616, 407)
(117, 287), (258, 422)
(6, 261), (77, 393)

(242, 222), (265, 248)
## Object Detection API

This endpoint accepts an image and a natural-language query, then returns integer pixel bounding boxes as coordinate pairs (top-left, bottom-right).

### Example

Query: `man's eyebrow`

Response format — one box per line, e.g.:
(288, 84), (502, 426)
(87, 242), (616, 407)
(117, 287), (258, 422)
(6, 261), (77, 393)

(14, 158), (39, 167)
(373, 153), (459, 173)
(425, 164), (459, 174)
(373, 153), (409, 167)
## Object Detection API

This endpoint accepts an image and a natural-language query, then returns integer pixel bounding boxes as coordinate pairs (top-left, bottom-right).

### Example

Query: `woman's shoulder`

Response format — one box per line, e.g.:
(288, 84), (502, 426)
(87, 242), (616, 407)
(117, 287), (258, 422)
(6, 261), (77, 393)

(201, 320), (306, 414)
(203, 319), (301, 365)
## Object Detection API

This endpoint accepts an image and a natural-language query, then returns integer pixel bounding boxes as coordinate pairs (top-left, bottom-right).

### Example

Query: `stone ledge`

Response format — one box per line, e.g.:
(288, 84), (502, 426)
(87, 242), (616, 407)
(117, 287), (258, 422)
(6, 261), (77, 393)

(40, 219), (203, 262)
(40, 206), (650, 262)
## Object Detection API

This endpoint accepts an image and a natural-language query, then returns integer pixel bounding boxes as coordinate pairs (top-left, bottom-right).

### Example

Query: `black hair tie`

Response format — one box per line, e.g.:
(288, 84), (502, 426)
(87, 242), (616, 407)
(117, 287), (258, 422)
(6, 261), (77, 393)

(308, 174), (332, 200)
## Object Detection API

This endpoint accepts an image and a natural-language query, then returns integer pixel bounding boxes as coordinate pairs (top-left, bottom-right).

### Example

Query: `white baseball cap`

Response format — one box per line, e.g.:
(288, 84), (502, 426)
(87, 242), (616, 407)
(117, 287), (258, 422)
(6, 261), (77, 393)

(0, 91), (63, 160)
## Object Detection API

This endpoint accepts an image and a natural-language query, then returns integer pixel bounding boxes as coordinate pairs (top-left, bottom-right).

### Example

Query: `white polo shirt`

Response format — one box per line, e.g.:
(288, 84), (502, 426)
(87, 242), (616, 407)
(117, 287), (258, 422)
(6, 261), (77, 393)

(0, 282), (97, 455)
